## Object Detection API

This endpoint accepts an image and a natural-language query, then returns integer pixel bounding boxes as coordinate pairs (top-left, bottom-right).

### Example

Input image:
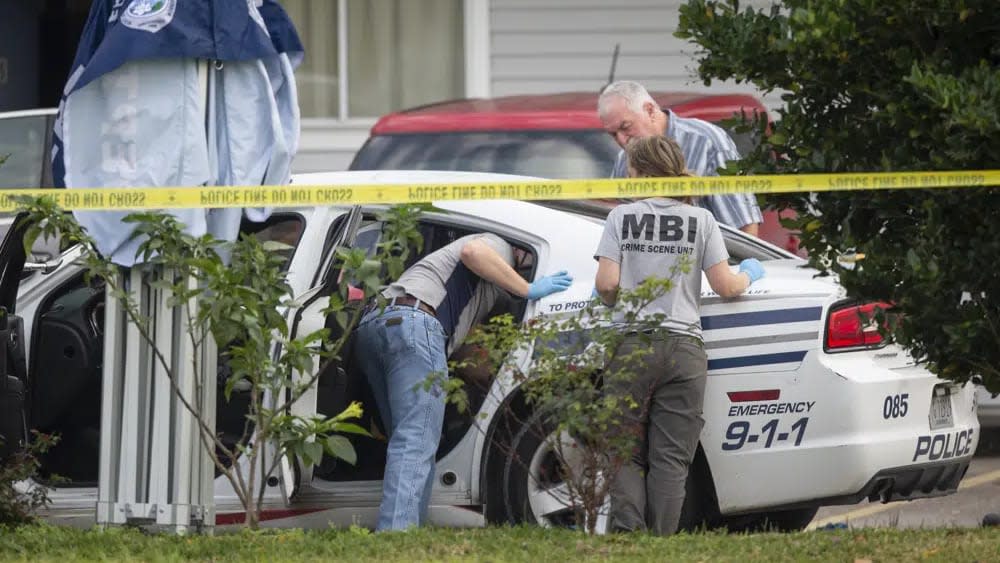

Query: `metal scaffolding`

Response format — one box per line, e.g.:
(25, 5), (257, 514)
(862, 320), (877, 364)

(96, 267), (217, 534)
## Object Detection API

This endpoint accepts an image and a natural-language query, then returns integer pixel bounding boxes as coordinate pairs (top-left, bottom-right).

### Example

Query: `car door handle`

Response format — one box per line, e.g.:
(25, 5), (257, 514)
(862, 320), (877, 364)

(23, 258), (63, 275)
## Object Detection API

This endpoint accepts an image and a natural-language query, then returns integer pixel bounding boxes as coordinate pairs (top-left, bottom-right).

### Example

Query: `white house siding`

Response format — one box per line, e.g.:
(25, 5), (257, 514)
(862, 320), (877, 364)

(295, 119), (373, 173)
(490, 0), (782, 109)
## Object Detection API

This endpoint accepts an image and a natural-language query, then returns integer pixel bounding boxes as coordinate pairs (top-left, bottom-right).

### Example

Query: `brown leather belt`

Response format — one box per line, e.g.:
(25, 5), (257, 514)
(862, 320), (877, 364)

(391, 295), (436, 316)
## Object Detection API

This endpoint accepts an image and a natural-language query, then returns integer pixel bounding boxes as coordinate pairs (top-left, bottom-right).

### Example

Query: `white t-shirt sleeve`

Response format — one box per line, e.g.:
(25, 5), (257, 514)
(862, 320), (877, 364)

(701, 212), (730, 271)
(476, 233), (515, 265)
(594, 207), (623, 264)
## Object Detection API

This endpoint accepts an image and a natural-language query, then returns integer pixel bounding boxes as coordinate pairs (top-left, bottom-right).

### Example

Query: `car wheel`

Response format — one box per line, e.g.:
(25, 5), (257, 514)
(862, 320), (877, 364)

(676, 446), (720, 532)
(485, 408), (717, 533)
(485, 409), (603, 530)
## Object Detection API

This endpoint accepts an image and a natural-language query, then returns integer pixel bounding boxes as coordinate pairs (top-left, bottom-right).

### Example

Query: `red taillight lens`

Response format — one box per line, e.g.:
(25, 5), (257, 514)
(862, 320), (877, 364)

(826, 302), (893, 351)
(727, 389), (781, 402)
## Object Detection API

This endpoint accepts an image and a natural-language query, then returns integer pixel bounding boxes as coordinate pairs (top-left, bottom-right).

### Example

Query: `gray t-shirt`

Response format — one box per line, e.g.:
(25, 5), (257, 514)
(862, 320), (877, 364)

(384, 233), (514, 355)
(594, 198), (729, 339)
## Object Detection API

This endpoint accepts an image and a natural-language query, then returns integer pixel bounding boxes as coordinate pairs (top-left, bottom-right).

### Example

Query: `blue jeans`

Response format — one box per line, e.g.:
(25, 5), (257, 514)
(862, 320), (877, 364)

(353, 304), (448, 530)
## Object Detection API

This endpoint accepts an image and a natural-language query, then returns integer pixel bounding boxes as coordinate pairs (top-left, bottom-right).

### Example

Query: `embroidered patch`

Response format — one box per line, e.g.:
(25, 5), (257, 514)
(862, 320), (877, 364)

(120, 0), (177, 33)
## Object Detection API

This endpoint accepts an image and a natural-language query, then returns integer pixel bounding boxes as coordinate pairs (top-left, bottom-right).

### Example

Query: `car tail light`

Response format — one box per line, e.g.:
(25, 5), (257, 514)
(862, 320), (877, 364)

(825, 301), (894, 351)
(727, 389), (781, 402)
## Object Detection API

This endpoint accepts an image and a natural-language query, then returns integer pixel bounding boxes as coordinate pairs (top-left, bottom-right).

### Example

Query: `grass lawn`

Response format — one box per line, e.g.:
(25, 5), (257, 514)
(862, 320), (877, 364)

(1, 524), (998, 562)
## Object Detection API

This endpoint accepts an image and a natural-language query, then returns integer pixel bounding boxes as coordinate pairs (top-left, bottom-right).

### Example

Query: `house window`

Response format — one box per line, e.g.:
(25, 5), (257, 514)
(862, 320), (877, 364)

(283, 0), (465, 120)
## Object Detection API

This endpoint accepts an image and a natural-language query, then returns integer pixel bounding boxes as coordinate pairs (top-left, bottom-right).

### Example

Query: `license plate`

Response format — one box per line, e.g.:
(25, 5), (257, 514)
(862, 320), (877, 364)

(929, 392), (954, 430)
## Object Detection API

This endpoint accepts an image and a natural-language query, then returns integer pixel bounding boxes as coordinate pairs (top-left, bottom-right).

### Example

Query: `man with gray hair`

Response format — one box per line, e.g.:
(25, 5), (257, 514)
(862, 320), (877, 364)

(598, 80), (763, 235)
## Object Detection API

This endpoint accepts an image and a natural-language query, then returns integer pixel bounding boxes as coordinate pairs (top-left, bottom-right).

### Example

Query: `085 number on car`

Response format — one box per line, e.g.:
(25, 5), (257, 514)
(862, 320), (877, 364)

(722, 418), (808, 451)
(883, 393), (909, 419)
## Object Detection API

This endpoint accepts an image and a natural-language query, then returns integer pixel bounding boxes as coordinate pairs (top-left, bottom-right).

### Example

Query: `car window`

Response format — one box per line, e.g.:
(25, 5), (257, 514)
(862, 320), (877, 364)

(406, 219), (532, 322)
(327, 218), (383, 290)
(240, 213), (305, 270)
(353, 222), (383, 257)
(0, 114), (50, 191)
(0, 113), (56, 255)
(721, 226), (797, 263)
(350, 131), (620, 180)
(726, 128), (758, 160)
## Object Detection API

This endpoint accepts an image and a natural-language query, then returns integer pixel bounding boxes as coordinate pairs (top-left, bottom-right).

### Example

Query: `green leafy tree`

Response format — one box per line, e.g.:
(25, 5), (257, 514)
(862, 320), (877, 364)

(0, 433), (59, 525)
(18, 199), (423, 529)
(677, 0), (1000, 391)
(439, 274), (680, 534)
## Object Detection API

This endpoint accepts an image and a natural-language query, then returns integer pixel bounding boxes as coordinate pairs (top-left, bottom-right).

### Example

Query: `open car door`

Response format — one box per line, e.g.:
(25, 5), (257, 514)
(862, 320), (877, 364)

(276, 204), (365, 500)
(0, 108), (73, 460)
(0, 213), (30, 459)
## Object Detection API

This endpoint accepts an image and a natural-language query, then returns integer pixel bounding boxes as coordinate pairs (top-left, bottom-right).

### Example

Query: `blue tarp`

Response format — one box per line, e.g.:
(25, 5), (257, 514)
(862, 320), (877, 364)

(52, 0), (304, 265)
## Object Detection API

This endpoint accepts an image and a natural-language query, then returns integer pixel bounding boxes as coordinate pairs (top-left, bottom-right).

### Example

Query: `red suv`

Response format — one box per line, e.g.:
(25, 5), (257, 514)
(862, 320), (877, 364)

(349, 92), (800, 253)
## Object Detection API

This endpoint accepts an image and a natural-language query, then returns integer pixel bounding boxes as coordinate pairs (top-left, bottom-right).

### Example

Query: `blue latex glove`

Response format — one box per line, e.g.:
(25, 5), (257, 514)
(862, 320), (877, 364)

(739, 258), (765, 283)
(527, 270), (574, 300)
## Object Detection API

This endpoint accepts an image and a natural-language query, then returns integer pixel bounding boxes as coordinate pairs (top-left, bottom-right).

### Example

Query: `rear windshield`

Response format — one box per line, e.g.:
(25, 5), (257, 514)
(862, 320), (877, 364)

(349, 131), (621, 179)
(350, 126), (759, 180)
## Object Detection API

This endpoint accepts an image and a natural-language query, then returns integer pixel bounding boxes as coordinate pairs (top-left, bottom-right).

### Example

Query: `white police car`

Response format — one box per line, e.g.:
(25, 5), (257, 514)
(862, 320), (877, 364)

(2, 170), (979, 530)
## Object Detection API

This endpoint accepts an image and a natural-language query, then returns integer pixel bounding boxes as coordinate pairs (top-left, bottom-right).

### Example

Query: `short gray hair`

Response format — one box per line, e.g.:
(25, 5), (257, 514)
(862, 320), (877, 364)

(598, 81), (656, 117)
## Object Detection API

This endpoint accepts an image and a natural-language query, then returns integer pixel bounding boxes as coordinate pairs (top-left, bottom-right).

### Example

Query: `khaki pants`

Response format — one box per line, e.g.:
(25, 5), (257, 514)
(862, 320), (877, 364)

(607, 332), (707, 535)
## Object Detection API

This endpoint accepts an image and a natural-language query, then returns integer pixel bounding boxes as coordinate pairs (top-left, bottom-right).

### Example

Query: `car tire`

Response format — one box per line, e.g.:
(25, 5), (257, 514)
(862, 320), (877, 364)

(677, 446), (721, 532)
(484, 407), (719, 532)
(485, 409), (561, 527)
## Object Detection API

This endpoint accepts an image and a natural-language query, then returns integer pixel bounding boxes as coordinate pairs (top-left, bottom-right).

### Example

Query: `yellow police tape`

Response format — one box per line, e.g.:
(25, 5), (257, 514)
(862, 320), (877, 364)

(1, 170), (998, 212)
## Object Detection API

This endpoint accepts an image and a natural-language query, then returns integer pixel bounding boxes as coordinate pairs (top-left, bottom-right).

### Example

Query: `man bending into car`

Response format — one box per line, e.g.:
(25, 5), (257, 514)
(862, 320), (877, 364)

(353, 233), (573, 531)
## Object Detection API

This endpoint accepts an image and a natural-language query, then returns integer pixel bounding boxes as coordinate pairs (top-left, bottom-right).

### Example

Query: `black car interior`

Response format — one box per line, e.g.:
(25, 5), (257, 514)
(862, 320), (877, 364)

(0, 213), (31, 463)
(26, 213), (305, 485)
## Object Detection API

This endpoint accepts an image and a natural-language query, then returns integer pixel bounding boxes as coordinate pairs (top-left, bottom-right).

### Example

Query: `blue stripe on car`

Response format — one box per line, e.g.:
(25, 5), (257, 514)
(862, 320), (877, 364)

(708, 350), (808, 371)
(702, 307), (823, 331)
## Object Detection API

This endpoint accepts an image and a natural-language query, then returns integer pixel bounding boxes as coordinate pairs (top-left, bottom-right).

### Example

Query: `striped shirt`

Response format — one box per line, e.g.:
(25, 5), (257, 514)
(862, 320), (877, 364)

(612, 110), (763, 229)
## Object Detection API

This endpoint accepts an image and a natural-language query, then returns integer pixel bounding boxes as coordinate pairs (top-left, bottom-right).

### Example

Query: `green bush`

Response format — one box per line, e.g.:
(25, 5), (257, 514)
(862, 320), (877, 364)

(677, 0), (1000, 391)
(18, 199), (423, 529)
(442, 275), (679, 533)
(0, 432), (58, 526)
